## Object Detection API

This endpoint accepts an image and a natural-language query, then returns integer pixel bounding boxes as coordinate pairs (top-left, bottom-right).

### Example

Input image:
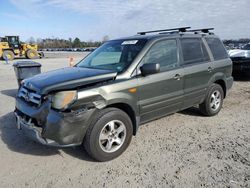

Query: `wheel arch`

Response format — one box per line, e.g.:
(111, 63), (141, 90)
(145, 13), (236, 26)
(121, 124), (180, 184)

(214, 79), (226, 98)
(208, 72), (228, 98)
(106, 102), (139, 136)
(3, 48), (15, 53)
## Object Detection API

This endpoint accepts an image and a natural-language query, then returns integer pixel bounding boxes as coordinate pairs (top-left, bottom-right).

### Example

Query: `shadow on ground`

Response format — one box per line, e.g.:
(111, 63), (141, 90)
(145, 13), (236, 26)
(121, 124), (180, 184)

(1, 89), (18, 98)
(0, 112), (94, 162)
(179, 107), (203, 117)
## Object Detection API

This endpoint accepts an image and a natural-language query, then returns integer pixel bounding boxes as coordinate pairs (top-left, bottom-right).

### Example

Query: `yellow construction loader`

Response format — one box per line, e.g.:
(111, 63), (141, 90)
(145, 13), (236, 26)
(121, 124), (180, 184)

(0, 36), (43, 60)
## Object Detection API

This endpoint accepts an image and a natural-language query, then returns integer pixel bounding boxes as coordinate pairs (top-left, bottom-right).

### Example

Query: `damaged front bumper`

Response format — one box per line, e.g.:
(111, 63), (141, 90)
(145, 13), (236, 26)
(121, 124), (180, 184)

(15, 97), (96, 147)
(15, 112), (49, 145)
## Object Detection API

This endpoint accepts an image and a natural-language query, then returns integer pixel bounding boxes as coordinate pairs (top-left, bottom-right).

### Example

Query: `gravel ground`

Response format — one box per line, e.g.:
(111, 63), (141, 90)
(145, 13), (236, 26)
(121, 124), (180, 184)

(0, 53), (249, 188)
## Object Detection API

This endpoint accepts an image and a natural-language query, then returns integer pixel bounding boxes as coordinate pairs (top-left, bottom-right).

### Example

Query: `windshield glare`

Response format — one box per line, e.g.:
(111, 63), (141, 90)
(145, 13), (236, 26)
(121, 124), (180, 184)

(77, 39), (147, 72)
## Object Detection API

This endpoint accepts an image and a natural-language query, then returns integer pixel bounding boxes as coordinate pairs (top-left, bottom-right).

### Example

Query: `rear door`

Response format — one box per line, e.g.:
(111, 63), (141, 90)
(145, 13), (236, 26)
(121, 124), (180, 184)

(137, 39), (184, 123)
(179, 37), (213, 109)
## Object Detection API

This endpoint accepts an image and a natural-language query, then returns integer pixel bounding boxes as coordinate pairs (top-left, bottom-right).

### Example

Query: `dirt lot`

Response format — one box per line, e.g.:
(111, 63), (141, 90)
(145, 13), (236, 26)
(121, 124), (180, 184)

(0, 53), (249, 187)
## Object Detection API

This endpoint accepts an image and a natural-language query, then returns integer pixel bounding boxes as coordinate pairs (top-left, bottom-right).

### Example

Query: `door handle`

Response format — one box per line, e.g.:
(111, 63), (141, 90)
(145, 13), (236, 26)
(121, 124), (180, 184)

(173, 74), (181, 80)
(208, 67), (213, 72)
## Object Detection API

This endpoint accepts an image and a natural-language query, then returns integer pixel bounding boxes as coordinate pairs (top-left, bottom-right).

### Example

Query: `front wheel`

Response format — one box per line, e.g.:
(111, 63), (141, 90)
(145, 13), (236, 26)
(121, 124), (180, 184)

(84, 108), (133, 162)
(199, 83), (224, 116)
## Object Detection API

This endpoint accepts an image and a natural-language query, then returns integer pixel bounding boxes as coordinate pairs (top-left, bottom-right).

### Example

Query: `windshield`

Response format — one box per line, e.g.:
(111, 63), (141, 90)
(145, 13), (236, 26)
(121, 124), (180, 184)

(77, 39), (147, 72)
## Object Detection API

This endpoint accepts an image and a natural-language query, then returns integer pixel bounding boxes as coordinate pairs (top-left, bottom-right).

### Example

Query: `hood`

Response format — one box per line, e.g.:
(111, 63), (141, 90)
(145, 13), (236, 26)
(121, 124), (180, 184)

(23, 67), (117, 94)
(228, 49), (250, 58)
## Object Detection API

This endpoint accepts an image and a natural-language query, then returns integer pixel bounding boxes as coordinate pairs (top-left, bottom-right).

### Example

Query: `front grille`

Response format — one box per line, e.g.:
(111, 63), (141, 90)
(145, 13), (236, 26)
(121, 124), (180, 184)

(18, 87), (42, 106)
(233, 61), (250, 66)
(231, 57), (246, 61)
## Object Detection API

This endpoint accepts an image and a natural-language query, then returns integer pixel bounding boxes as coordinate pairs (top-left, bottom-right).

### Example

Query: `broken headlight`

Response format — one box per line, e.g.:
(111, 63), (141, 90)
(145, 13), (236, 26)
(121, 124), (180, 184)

(51, 90), (77, 110)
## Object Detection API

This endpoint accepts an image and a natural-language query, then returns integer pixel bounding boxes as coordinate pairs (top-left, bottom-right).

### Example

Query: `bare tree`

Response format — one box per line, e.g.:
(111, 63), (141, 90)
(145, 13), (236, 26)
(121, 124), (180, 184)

(102, 35), (110, 42)
(26, 37), (35, 44)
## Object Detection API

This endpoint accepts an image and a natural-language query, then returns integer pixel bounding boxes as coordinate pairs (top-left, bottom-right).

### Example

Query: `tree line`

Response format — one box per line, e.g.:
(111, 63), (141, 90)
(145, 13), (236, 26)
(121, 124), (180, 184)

(25, 36), (250, 49)
(223, 38), (250, 46)
(26, 35), (110, 49)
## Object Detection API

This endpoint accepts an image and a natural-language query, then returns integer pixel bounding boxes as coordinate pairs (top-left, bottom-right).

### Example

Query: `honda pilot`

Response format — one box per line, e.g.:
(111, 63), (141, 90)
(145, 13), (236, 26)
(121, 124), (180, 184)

(15, 27), (233, 161)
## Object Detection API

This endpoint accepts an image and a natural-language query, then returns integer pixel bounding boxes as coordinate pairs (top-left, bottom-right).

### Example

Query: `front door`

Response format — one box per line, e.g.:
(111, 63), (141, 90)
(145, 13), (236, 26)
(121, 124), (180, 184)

(137, 39), (184, 123)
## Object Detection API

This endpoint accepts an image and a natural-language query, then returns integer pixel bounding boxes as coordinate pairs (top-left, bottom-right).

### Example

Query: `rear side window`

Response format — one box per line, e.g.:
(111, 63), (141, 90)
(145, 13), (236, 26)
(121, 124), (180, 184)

(180, 38), (210, 65)
(205, 38), (228, 60)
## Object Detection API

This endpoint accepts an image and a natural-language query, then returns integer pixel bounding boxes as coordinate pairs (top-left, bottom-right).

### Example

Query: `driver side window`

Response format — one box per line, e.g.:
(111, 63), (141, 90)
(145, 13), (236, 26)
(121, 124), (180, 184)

(141, 39), (178, 71)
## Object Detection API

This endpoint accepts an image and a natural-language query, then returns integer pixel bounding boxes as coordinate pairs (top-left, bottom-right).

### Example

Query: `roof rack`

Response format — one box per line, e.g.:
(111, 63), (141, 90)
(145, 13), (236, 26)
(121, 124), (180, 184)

(137, 27), (191, 35)
(187, 28), (214, 34)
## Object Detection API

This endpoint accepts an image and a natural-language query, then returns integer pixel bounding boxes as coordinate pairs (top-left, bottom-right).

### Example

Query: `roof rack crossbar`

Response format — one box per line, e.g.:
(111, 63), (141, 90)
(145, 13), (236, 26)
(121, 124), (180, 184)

(187, 28), (214, 33)
(159, 31), (180, 35)
(137, 27), (191, 35)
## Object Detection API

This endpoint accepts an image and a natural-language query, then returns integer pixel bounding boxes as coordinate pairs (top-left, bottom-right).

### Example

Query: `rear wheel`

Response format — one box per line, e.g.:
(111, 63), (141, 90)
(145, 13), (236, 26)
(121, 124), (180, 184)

(84, 108), (133, 162)
(26, 49), (39, 59)
(199, 83), (224, 116)
(2, 50), (15, 61)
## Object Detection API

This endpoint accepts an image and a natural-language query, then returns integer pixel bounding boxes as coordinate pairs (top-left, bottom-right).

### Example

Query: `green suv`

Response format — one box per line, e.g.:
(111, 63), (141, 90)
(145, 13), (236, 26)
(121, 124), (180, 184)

(15, 27), (233, 161)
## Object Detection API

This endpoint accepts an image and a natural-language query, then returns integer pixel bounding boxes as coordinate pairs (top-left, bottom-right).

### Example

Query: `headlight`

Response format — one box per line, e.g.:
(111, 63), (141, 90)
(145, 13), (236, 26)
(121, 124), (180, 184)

(51, 90), (77, 110)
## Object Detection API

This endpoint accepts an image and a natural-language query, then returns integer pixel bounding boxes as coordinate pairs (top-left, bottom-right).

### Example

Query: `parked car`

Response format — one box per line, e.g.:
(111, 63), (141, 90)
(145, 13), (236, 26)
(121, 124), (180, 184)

(15, 27), (233, 161)
(228, 43), (250, 76)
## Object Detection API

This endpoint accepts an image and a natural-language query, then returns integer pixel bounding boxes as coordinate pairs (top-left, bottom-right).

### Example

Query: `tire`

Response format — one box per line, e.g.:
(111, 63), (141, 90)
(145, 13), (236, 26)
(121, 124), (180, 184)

(84, 108), (133, 162)
(38, 52), (44, 58)
(26, 49), (39, 59)
(2, 50), (15, 61)
(199, 83), (224, 116)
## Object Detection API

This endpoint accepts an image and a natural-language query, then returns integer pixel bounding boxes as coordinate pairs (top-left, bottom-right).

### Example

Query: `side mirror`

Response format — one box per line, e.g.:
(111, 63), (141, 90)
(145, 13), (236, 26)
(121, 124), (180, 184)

(140, 63), (160, 76)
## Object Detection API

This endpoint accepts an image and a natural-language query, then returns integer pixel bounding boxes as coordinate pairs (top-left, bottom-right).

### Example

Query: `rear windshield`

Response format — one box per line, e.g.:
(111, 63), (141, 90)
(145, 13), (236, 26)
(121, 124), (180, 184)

(77, 39), (147, 72)
(242, 44), (250, 50)
(205, 38), (228, 60)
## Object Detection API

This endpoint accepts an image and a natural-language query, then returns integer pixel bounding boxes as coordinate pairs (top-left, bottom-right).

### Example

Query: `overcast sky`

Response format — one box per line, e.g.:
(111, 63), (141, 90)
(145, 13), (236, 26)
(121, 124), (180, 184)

(1, 0), (250, 41)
